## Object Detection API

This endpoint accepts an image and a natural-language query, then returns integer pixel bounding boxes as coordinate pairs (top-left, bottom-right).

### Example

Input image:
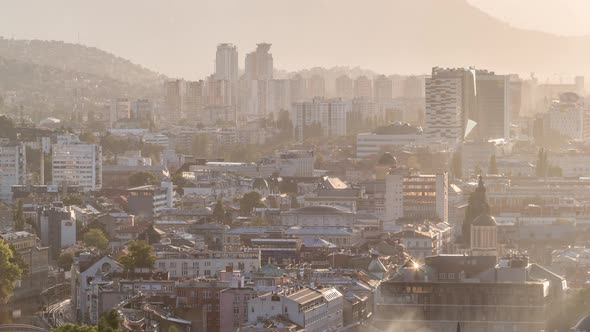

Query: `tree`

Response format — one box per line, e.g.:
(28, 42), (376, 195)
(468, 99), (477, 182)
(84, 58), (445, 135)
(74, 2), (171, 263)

(50, 324), (97, 332)
(240, 191), (263, 215)
(488, 155), (498, 175)
(128, 171), (156, 187)
(63, 194), (84, 207)
(0, 241), (23, 303)
(13, 199), (24, 231)
(168, 326), (179, 332)
(118, 240), (156, 271)
(212, 199), (226, 223)
(8, 244), (28, 277)
(462, 176), (489, 245)
(58, 252), (74, 271)
(98, 309), (120, 332)
(83, 229), (109, 252)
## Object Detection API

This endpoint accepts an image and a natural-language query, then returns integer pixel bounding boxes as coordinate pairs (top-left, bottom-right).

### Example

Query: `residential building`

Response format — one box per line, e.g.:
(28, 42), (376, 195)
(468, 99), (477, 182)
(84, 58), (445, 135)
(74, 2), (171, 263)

(127, 182), (174, 220)
(165, 79), (184, 119)
(335, 75), (353, 99)
(184, 80), (204, 120)
(385, 168), (448, 222)
(293, 98), (351, 142)
(215, 43), (239, 83)
(52, 140), (102, 191)
(247, 287), (343, 332)
(244, 43), (273, 81)
(155, 251), (261, 278)
(39, 204), (76, 258)
(0, 142), (26, 202)
(354, 76), (372, 99)
(110, 98), (131, 123)
(373, 75), (393, 102)
(0, 231), (49, 281)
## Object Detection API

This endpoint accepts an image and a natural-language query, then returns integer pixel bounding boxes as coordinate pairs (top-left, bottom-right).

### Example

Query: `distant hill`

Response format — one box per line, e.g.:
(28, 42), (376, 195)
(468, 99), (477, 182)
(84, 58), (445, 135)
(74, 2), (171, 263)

(0, 38), (166, 121)
(0, 38), (166, 88)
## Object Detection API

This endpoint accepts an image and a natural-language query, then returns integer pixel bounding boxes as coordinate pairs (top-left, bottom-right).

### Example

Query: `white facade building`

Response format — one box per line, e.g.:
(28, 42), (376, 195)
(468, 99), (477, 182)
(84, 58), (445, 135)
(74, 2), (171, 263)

(155, 251), (261, 278)
(425, 77), (463, 143)
(0, 143), (26, 202)
(52, 141), (102, 191)
(248, 287), (343, 332)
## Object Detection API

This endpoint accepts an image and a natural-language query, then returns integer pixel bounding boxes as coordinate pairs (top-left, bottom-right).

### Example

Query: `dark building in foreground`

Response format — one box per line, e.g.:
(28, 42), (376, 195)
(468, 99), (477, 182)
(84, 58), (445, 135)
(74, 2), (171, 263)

(374, 254), (566, 332)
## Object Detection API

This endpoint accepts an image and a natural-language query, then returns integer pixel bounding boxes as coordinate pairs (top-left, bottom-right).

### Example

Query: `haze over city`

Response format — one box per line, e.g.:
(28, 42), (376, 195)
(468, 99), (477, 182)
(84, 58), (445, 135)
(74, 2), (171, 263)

(2, 0), (590, 78)
(2, 1), (590, 332)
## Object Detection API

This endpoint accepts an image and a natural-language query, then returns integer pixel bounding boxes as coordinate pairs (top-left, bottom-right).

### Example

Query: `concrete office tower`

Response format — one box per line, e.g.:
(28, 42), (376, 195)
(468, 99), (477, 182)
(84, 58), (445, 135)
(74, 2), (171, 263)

(385, 168), (448, 223)
(52, 140), (102, 191)
(477, 72), (510, 140)
(184, 80), (204, 121)
(164, 79), (183, 119)
(335, 75), (353, 99)
(426, 67), (478, 143)
(215, 43), (239, 82)
(244, 43), (273, 80)
(354, 75), (373, 99)
(0, 142), (26, 202)
(373, 75), (393, 102)
(307, 74), (326, 98)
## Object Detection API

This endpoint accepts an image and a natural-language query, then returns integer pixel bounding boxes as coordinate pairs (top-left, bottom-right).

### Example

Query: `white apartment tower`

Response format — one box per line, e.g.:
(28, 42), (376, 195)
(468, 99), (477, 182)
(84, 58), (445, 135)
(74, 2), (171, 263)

(385, 168), (448, 222)
(52, 136), (102, 191)
(215, 43), (239, 83)
(293, 98), (351, 142)
(0, 143), (26, 202)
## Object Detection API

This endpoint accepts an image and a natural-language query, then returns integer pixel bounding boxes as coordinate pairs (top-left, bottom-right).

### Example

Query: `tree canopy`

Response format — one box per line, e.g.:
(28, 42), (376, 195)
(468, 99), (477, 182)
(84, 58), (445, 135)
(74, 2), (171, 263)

(58, 252), (74, 271)
(0, 241), (23, 303)
(63, 193), (84, 207)
(13, 199), (24, 231)
(240, 191), (263, 215)
(118, 240), (156, 271)
(83, 228), (109, 252)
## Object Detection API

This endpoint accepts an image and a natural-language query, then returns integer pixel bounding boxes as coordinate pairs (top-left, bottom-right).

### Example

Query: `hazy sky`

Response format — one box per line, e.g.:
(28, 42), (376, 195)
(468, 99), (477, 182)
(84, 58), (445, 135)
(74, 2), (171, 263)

(1, 0), (590, 79)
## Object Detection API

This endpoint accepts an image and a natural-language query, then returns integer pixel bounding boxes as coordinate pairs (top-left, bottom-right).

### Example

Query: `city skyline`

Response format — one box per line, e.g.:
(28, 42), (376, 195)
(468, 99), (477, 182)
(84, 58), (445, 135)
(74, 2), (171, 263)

(2, 0), (590, 79)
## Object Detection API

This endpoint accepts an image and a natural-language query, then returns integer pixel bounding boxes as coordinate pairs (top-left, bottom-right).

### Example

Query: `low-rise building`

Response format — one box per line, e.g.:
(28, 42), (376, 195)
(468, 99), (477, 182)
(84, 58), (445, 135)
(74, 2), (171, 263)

(248, 287), (343, 332)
